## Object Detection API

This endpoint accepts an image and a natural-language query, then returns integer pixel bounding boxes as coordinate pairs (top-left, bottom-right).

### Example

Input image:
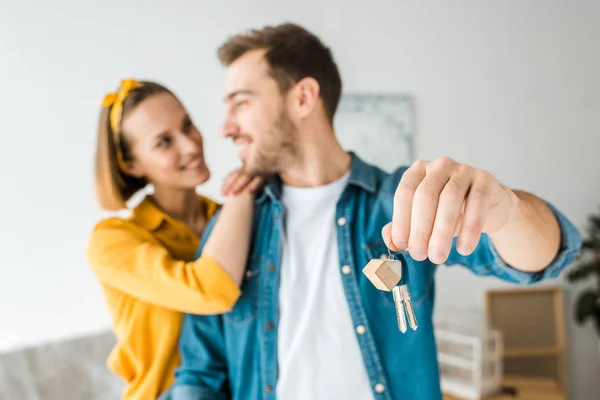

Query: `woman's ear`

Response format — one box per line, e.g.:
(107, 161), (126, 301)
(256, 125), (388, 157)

(122, 159), (144, 178)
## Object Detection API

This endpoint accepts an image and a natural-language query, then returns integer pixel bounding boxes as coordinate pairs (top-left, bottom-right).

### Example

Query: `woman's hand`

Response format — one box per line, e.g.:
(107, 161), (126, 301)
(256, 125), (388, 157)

(221, 168), (263, 196)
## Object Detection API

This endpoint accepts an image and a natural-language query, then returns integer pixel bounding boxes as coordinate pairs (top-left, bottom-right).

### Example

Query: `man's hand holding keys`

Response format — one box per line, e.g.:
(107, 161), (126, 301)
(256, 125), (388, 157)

(382, 157), (515, 265)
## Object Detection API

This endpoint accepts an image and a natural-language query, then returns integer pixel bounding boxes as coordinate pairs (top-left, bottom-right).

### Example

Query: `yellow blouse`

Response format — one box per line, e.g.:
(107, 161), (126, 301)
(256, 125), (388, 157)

(86, 195), (240, 399)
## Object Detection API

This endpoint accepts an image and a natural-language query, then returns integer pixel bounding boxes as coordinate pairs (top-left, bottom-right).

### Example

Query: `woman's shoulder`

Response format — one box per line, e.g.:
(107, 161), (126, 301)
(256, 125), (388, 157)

(91, 212), (137, 232)
(88, 193), (220, 242)
(86, 213), (156, 266)
(91, 195), (162, 235)
(88, 212), (150, 246)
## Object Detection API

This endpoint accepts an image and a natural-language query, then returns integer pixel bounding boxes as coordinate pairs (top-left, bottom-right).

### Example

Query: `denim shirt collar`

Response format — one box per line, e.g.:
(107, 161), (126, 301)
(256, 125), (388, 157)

(256, 151), (377, 204)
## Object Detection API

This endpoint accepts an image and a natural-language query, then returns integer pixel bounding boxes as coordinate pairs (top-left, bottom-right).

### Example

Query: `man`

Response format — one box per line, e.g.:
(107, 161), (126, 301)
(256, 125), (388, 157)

(171, 23), (581, 400)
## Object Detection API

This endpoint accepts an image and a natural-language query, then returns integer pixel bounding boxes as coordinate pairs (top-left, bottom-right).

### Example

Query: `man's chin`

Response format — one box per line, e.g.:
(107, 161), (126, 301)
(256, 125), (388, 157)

(240, 161), (272, 179)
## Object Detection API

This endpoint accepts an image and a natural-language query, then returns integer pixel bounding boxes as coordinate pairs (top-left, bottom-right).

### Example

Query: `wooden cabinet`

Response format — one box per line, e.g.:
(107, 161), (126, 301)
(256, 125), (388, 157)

(443, 375), (565, 400)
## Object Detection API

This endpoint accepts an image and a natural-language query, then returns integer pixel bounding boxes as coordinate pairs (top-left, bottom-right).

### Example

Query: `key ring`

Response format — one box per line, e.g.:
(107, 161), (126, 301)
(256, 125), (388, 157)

(388, 246), (407, 260)
(388, 247), (395, 260)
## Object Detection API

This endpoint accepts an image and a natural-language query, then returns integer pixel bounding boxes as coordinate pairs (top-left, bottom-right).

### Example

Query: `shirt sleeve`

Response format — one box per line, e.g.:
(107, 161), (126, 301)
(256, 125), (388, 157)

(445, 201), (582, 284)
(171, 313), (230, 400)
(86, 219), (241, 314)
(172, 212), (233, 399)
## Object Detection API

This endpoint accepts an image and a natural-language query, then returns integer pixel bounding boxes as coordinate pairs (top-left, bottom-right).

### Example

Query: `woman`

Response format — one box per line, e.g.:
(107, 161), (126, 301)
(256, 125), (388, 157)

(86, 79), (258, 400)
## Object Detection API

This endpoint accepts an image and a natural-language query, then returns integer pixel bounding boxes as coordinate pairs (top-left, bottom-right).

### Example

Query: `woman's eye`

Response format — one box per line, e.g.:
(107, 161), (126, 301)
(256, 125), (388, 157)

(157, 136), (171, 148)
(183, 119), (193, 133)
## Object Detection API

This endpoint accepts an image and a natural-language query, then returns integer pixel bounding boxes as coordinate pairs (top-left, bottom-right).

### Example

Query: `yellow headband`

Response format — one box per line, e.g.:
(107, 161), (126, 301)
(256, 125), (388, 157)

(102, 79), (141, 170)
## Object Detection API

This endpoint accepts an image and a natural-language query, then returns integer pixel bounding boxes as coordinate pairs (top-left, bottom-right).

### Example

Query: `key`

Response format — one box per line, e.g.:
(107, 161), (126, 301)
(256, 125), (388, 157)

(392, 285), (408, 332)
(363, 256), (406, 332)
(397, 256), (418, 331)
(362, 250), (418, 333)
(400, 284), (418, 331)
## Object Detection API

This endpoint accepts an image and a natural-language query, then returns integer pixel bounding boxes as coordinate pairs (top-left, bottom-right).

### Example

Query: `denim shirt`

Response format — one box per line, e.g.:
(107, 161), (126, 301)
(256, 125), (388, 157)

(171, 153), (581, 400)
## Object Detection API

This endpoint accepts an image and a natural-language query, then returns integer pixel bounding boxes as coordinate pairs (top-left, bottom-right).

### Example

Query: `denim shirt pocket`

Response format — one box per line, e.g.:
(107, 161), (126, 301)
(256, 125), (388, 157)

(224, 256), (261, 325)
(363, 240), (432, 308)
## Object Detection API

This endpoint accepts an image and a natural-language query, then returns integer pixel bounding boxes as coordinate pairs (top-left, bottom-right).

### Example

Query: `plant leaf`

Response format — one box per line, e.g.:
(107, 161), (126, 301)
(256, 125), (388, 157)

(582, 239), (597, 250)
(575, 290), (599, 324)
(566, 262), (600, 282)
(593, 307), (600, 337)
(590, 215), (600, 230)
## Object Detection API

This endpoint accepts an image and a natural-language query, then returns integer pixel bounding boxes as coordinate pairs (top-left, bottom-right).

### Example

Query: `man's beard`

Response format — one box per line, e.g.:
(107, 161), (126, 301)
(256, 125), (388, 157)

(246, 110), (298, 177)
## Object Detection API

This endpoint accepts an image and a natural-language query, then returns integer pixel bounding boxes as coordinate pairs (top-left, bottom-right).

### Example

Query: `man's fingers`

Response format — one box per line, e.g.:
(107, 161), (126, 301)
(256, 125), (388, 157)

(407, 159), (454, 261)
(381, 222), (401, 252)
(389, 157), (496, 262)
(457, 171), (494, 255)
(391, 160), (427, 251)
(427, 167), (473, 264)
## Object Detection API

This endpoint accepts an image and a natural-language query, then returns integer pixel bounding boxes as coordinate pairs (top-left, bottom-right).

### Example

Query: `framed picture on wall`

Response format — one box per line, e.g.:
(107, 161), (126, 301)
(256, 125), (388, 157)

(333, 93), (416, 172)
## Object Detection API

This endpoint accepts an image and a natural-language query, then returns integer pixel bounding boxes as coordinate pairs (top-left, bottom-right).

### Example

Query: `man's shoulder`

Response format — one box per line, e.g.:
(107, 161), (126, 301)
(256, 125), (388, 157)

(371, 164), (410, 197)
(349, 153), (410, 196)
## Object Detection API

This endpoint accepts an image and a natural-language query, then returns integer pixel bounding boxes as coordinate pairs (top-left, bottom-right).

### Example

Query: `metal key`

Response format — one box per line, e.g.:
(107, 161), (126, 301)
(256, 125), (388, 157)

(396, 253), (418, 331)
(392, 285), (408, 332)
(397, 285), (418, 332)
(363, 249), (418, 333)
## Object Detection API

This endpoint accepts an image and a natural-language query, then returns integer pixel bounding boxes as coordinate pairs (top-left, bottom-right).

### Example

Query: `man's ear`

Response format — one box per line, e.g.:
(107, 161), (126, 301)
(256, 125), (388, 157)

(290, 77), (320, 119)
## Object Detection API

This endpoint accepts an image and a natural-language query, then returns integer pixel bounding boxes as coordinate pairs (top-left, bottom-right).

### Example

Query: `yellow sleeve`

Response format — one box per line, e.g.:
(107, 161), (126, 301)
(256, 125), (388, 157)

(86, 219), (241, 314)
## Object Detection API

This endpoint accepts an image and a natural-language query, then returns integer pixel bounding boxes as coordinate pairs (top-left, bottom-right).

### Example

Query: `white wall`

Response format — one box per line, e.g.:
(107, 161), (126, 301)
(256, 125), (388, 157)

(1, 0), (598, 398)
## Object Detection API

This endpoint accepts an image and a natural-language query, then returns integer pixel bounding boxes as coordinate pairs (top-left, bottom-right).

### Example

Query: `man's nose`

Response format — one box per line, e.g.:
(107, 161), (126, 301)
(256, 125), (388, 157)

(220, 116), (239, 138)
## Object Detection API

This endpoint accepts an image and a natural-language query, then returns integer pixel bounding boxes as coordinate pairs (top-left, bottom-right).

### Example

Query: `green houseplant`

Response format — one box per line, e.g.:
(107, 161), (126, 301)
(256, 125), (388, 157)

(566, 207), (600, 336)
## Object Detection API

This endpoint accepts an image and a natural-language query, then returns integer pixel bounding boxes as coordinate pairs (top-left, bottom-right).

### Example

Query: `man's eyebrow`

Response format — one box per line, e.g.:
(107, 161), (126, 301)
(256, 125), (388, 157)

(223, 89), (255, 102)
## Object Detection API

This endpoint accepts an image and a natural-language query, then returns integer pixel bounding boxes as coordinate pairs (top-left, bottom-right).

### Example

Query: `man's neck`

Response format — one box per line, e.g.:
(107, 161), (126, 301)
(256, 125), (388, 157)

(151, 187), (205, 229)
(280, 127), (352, 188)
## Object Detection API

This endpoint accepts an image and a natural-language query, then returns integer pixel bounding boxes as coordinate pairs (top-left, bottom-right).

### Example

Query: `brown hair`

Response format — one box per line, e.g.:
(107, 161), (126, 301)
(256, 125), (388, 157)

(217, 22), (342, 123)
(94, 81), (173, 211)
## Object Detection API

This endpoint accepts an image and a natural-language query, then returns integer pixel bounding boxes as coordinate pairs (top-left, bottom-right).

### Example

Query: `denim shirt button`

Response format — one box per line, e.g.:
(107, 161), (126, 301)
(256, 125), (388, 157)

(266, 322), (274, 330)
(337, 217), (347, 226)
(341, 265), (351, 275)
(265, 385), (273, 392)
(374, 383), (385, 393)
(356, 325), (366, 335)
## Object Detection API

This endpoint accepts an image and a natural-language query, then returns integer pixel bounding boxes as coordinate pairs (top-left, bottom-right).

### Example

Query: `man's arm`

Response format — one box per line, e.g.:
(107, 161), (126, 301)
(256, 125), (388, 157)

(382, 158), (582, 282)
(171, 313), (230, 400)
(443, 199), (581, 284)
(486, 189), (562, 272)
(170, 211), (232, 400)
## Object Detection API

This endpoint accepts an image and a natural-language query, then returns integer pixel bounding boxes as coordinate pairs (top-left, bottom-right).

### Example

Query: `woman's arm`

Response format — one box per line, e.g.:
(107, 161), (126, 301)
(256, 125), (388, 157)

(87, 220), (243, 314)
(200, 191), (255, 286)
(87, 171), (259, 314)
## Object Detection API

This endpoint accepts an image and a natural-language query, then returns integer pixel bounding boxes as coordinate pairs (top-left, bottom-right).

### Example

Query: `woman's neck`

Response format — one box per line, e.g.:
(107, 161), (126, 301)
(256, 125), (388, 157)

(151, 187), (206, 234)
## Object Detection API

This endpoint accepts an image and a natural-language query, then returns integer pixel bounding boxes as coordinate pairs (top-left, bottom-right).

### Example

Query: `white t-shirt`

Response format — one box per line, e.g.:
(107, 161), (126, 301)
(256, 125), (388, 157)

(276, 172), (374, 400)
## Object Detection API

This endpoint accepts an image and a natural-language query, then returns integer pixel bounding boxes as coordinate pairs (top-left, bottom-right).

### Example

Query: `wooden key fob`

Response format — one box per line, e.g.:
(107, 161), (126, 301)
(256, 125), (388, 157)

(362, 258), (403, 291)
